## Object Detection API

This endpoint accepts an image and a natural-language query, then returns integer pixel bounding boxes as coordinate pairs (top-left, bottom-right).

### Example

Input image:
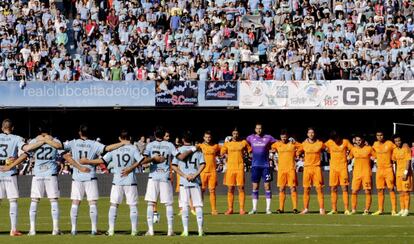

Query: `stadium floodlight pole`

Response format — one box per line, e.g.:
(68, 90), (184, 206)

(393, 122), (414, 134)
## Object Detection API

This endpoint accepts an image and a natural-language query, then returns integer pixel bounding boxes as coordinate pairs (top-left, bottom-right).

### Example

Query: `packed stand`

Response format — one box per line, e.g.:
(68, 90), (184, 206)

(0, 0), (414, 83)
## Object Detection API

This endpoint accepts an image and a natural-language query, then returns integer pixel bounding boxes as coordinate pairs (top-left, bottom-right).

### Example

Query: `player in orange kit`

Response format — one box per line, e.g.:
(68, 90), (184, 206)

(198, 131), (221, 215)
(220, 128), (251, 215)
(392, 135), (412, 217)
(349, 135), (374, 215)
(271, 130), (301, 214)
(324, 131), (353, 215)
(297, 128), (326, 215)
(372, 131), (397, 216)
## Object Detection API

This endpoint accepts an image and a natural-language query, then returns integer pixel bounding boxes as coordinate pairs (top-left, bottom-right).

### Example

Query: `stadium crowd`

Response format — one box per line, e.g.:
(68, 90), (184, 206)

(1, 0), (414, 83)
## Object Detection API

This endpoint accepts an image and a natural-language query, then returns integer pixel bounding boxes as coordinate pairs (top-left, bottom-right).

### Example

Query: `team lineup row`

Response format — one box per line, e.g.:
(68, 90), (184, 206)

(0, 120), (412, 237)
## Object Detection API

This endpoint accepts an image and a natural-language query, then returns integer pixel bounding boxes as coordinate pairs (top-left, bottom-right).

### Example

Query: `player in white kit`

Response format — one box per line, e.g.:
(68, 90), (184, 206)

(172, 131), (206, 237)
(81, 129), (145, 236)
(63, 124), (127, 235)
(143, 127), (195, 236)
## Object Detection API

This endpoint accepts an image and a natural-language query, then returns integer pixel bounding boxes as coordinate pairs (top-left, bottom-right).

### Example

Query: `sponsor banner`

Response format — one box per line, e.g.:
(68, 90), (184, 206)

(155, 80), (198, 106)
(205, 81), (238, 101)
(239, 80), (414, 109)
(0, 81), (155, 107)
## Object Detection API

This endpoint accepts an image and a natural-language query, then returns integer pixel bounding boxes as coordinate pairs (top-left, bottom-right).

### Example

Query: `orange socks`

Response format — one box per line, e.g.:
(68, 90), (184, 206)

(351, 192), (357, 210)
(378, 191), (384, 212)
(343, 191), (349, 211)
(331, 191), (338, 211)
(400, 193), (406, 210)
(227, 191), (234, 210)
(239, 190), (245, 211)
(390, 191), (397, 212)
(405, 193), (411, 210)
(365, 192), (372, 211)
(303, 190), (310, 209)
(210, 190), (217, 212)
(316, 188), (324, 209)
(291, 191), (298, 210)
(279, 191), (286, 211)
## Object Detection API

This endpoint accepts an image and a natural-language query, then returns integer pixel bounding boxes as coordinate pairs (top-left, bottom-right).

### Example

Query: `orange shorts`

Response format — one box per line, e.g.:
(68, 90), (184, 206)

(201, 172), (217, 190)
(352, 174), (372, 191)
(303, 166), (324, 188)
(277, 169), (297, 188)
(329, 168), (349, 187)
(375, 167), (395, 189)
(224, 170), (245, 186)
(396, 174), (413, 192)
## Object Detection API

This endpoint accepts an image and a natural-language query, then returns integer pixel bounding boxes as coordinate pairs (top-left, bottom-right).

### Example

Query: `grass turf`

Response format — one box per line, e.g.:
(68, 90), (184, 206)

(0, 194), (413, 244)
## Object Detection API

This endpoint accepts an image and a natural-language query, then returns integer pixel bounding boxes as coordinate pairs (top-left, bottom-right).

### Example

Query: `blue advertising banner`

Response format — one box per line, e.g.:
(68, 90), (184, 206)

(197, 80), (239, 107)
(0, 81), (155, 107)
(205, 81), (238, 101)
(155, 80), (198, 106)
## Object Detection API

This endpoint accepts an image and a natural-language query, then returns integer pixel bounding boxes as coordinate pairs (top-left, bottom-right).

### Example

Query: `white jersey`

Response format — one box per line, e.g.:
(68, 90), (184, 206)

(144, 140), (179, 182)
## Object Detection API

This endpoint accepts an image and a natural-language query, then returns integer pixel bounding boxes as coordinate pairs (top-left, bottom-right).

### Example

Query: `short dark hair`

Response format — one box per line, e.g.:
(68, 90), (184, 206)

(120, 129), (130, 140)
(154, 126), (165, 139)
(280, 129), (288, 136)
(38, 120), (51, 134)
(79, 124), (89, 137)
(182, 131), (193, 143)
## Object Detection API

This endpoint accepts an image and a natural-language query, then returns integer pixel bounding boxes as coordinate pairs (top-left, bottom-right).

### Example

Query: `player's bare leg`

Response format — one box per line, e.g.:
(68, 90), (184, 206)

(301, 187), (311, 214)
(264, 182), (272, 214)
(249, 183), (259, 214)
(328, 186), (338, 215)
(238, 186), (246, 214)
(290, 186), (299, 213)
(225, 186), (235, 215)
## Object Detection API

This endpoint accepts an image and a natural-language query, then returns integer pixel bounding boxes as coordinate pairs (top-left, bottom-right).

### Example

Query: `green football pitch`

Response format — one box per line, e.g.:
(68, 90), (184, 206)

(0, 195), (413, 244)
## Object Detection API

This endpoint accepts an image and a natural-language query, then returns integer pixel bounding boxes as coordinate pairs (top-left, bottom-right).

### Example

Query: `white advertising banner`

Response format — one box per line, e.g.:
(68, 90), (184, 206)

(239, 80), (414, 109)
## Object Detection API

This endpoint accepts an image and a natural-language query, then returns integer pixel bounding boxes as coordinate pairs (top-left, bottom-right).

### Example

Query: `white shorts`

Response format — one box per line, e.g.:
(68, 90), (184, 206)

(110, 185), (138, 205)
(71, 180), (99, 201)
(179, 185), (203, 207)
(31, 176), (60, 199)
(0, 176), (19, 199)
(144, 179), (173, 205)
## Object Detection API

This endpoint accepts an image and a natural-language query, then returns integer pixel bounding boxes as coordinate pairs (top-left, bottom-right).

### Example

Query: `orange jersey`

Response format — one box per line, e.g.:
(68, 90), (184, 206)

(325, 139), (353, 170)
(221, 140), (250, 171)
(392, 146), (411, 176)
(349, 146), (373, 176)
(199, 143), (220, 173)
(299, 140), (325, 167)
(271, 141), (301, 171)
(372, 140), (396, 169)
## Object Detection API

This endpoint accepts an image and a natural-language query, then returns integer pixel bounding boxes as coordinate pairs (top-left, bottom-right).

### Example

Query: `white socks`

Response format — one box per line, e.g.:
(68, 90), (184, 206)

(166, 204), (174, 232)
(181, 205), (189, 233)
(195, 206), (203, 232)
(108, 206), (117, 232)
(29, 201), (38, 232)
(147, 203), (154, 233)
(51, 201), (60, 231)
(130, 205), (138, 233)
(9, 200), (18, 231)
(70, 204), (79, 232)
(89, 204), (98, 232)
